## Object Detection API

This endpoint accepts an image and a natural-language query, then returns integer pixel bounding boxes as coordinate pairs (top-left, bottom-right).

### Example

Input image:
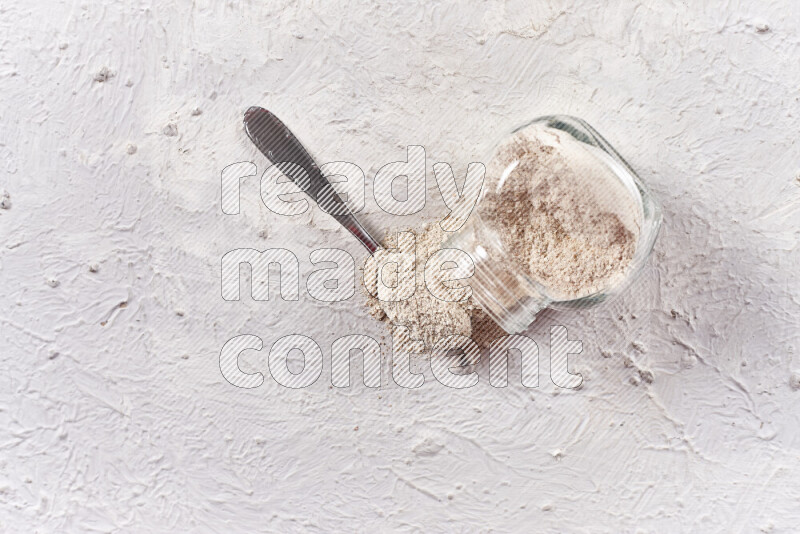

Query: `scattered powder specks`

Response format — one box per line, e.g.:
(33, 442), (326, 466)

(638, 368), (655, 384)
(754, 20), (771, 33)
(93, 67), (114, 83)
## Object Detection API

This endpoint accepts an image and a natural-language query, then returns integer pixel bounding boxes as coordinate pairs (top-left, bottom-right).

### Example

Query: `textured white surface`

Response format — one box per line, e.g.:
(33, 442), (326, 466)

(1, 1), (799, 532)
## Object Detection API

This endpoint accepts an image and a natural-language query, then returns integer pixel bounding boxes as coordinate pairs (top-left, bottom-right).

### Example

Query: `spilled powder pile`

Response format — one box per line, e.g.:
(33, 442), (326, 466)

(481, 123), (640, 300)
(363, 123), (640, 347)
(363, 223), (504, 349)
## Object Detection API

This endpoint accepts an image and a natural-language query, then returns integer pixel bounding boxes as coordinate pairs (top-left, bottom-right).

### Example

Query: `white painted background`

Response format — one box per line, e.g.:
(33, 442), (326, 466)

(1, 1), (799, 532)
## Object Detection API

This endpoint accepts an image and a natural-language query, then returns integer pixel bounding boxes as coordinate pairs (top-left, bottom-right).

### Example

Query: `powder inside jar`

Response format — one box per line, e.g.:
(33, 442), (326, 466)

(481, 123), (640, 300)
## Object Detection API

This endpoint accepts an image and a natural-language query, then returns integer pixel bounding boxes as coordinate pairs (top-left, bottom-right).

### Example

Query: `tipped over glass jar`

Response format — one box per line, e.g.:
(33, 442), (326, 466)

(446, 115), (662, 334)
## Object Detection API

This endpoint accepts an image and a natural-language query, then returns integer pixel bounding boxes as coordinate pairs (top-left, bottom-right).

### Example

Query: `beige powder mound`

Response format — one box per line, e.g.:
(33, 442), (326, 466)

(481, 124), (640, 299)
(363, 223), (504, 349)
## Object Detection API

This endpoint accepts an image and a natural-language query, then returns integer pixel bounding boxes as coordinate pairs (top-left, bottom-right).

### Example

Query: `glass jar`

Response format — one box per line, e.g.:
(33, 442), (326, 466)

(445, 115), (662, 334)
